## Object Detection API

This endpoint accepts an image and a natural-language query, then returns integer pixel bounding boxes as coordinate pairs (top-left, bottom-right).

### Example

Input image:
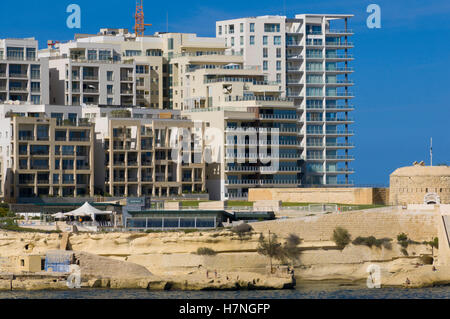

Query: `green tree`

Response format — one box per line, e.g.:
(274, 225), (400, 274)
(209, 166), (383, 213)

(332, 227), (351, 250)
(257, 231), (283, 273)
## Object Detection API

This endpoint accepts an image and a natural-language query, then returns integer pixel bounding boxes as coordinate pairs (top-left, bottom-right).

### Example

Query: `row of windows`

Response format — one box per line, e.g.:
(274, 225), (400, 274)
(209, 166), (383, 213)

(218, 22), (281, 35)
(226, 35), (282, 46)
(262, 60), (282, 71)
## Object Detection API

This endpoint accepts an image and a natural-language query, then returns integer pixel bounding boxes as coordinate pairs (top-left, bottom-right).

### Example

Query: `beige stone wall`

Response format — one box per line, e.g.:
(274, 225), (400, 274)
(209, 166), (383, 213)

(249, 188), (389, 205)
(251, 209), (439, 242)
(389, 175), (450, 205)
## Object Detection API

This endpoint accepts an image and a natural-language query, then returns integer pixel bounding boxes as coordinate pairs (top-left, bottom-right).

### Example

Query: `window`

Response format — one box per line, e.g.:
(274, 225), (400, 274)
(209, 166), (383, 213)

(274, 36), (281, 45)
(306, 25), (322, 35)
(263, 61), (268, 71)
(7, 47), (24, 60)
(240, 36), (244, 46)
(263, 36), (268, 45)
(107, 85), (113, 94)
(107, 98), (113, 105)
(264, 23), (280, 32)
(136, 65), (146, 74)
(99, 50), (111, 60)
(263, 48), (268, 58)
(107, 71), (113, 81)
(231, 37), (235, 46)
(276, 73), (281, 83)
(229, 24), (235, 34)
(31, 95), (40, 105)
(276, 61), (281, 71)
(240, 23), (244, 32)
(276, 48), (282, 58)
(218, 26), (222, 35)
(168, 38), (174, 50)
(26, 48), (36, 61)
(87, 50), (97, 61)
(250, 23), (255, 32)
(124, 50), (141, 57)
(249, 36), (255, 45)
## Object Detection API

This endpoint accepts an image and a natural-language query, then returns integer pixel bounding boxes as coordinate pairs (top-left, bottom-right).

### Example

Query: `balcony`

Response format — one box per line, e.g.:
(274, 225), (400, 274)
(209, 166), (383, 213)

(30, 165), (49, 170)
(260, 114), (299, 120)
(326, 29), (354, 34)
(326, 92), (355, 99)
(325, 67), (354, 73)
(287, 55), (303, 60)
(326, 155), (355, 161)
(305, 54), (323, 59)
(326, 168), (355, 174)
(9, 86), (28, 92)
(326, 130), (355, 136)
(306, 155), (324, 160)
(326, 142), (355, 148)
(325, 105), (354, 111)
(326, 117), (354, 123)
(83, 75), (98, 81)
(325, 42), (354, 48)
(326, 54), (354, 60)
(121, 89), (134, 95)
(325, 80), (354, 86)
(83, 88), (99, 94)
(9, 73), (28, 79)
(226, 179), (301, 186)
(286, 42), (302, 47)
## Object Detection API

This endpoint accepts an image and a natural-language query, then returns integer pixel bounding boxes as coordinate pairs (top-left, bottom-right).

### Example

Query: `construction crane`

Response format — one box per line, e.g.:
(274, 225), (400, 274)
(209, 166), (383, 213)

(47, 40), (60, 49)
(134, 0), (152, 37)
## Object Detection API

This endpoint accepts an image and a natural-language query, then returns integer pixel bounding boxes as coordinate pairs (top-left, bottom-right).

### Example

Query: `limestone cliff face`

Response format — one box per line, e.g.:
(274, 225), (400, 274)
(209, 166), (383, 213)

(0, 209), (446, 288)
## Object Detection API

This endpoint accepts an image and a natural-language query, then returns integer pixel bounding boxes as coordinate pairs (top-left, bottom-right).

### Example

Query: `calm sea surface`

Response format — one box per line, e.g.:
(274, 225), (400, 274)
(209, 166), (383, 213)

(0, 282), (449, 299)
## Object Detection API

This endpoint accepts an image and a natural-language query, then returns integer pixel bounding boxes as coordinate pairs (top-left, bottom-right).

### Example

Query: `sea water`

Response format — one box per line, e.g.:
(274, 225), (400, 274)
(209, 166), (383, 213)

(0, 282), (449, 299)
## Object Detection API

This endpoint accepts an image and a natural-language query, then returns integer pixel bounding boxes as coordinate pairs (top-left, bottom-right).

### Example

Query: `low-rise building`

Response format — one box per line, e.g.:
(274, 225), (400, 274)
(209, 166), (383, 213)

(84, 106), (207, 198)
(0, 105), (95, 200)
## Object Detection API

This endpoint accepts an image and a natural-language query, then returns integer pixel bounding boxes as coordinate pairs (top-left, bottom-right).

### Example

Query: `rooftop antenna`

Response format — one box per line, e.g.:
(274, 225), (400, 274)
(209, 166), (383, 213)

(134, 0), (152, 37)
(166, 11), (169, 33)
(430, 137), (433, 166)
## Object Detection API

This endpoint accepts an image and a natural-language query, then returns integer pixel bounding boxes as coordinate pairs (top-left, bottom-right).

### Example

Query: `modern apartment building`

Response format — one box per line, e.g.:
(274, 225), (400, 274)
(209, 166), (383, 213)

(43, 40), (137, 106)
(177, 46), (302, 200)
(216, 14), (355, 187)
(0, 38), (49, 105)
(72, 28), (165, 109)
(82, 106), (206, 198)
(0, 105), (94, 201)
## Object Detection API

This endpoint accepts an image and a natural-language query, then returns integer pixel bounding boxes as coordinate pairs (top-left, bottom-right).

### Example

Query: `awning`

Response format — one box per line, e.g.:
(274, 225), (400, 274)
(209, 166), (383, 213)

(63, 202), (112, 220)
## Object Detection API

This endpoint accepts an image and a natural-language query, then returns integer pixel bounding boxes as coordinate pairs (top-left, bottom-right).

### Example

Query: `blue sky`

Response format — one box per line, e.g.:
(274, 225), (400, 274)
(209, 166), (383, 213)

(0, 0), (449, 185)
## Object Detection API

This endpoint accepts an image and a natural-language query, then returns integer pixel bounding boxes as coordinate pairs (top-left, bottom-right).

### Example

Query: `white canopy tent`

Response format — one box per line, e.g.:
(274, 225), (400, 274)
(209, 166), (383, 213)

(52, 212), (67, 219)
(63, 202), (113, 221)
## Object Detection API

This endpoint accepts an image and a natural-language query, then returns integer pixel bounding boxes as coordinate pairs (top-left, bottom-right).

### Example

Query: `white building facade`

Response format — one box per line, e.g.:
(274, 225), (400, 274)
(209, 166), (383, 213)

(0, 38), (49, 105)
(216, 14), (355, 187)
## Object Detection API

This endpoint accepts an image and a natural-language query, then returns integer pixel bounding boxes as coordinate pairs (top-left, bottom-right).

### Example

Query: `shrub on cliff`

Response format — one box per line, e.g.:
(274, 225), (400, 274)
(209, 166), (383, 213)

(196, 247), (217, 256)
(231, 223), (253, 240)
(332, 227), (351, 250)
(352, 236), (392, 249)
(281, 234), (303, 264)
